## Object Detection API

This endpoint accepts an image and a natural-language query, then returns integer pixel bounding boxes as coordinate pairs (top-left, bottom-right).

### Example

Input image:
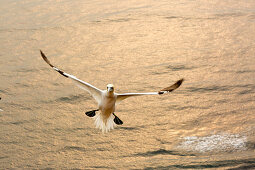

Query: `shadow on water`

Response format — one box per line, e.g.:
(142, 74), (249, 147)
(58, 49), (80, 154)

(134, 149), (196, 157)
(144, 158), (255, 170)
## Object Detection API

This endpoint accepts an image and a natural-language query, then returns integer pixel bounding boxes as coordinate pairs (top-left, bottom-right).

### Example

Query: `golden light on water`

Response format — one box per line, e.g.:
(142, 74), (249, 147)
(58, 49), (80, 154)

(0, 0), (255, 169)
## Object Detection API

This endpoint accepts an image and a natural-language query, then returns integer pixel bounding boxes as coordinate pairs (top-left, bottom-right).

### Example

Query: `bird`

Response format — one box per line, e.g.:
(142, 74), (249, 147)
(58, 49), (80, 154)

(40, 50), (184, 132)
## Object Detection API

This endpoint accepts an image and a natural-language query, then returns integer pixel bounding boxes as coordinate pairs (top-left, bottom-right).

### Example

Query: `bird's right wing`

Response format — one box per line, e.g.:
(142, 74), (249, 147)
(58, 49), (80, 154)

(40, 50), (103, 103)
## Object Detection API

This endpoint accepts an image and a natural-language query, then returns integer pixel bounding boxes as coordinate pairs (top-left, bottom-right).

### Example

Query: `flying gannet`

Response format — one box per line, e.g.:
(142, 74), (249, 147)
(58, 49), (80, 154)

(40, 50), (184, 132)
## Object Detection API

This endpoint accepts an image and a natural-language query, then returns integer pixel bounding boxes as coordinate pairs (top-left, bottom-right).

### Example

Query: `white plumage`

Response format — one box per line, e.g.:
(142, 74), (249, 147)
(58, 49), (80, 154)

(40, 50), (183, 132)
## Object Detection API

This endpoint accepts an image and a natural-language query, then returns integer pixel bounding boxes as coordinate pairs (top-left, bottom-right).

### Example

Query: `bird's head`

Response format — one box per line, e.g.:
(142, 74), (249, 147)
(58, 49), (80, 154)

(107, 84), (114, 93)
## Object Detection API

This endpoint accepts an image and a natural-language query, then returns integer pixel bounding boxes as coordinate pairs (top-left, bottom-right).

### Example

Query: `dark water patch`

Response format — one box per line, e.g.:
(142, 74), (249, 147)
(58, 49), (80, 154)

(228, 164), (255, 170)
(118, 126), (140, 131)
(92, 20), (102, 23)
(238, 89), (253, 95)
(187, 85), (231, 93)
(0, 140), (19, 145)
(167, 104), (209, 111)
(97, 147), (108, 151)
(135, 149), (195, 157)
(73, 127), (87, 131)
(0, 156), (8, 159)
(0, 26), (66, 33)
(11, 120), (29, 125)
(164, 16), (217, 21)
(185, 83), (255, 95)
(107, 18), (134, 23)
(15, 82), (30, 88)
(246, 142), (255, 150)
(236, 84), (255, 95)
(236, 69), (255, 74)
(248, 14), (255, 23)
(117, 125), (145, 131)
(165, 16), (179, 20)
(167, 65), (195, 71)
(89, 166), (109, 169)
(55, 94), (90, 103)
(62, 146), (87, 152)
(216, 99), (229, 104)
(236, 84), (255, 89)
(15, 68), (39, 73)
(0, 89), (8, 94)
(236, 84), (255, 96)
(6, 103), (33, 111)
(144, 158), (255, 169)
(151, 71), (169, 75)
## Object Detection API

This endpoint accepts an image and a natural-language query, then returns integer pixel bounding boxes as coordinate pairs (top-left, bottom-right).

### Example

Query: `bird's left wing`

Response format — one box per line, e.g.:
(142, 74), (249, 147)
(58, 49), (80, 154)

(40, 50), (103, 103)
(116, 79), (184, 104)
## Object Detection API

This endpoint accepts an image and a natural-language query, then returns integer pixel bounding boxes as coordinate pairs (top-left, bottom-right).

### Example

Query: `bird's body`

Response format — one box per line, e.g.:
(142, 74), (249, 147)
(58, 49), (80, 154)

(98, 90), (116, 122)
(40, 50), (184, 132)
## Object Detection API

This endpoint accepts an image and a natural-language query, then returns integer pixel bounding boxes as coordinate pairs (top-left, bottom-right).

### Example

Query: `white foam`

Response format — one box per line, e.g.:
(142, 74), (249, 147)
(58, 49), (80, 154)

(177, 134), (247, 153)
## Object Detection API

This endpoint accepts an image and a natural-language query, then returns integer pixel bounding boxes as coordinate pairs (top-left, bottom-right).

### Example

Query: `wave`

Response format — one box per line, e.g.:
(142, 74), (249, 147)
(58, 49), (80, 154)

(134, 148), (195, 157)
(176, 133), (247, 153)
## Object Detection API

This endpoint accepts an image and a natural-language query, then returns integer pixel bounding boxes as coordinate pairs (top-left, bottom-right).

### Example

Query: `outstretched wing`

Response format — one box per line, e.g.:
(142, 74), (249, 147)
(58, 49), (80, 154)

(116, 79), (184, 104)
(40, 50), (103, 103)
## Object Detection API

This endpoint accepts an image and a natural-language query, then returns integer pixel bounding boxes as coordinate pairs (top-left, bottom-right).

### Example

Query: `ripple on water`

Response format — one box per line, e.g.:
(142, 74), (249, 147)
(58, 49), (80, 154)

(62, 146), (87, 152)
(134, 148), (195, 157)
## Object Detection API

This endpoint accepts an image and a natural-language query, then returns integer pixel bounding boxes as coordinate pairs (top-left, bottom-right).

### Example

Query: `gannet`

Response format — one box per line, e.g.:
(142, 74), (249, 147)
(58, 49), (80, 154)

(40, 50), (184, 132)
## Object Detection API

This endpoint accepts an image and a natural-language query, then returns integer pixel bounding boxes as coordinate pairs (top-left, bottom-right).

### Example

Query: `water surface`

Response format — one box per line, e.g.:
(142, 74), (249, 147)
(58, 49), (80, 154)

(0, 0), (255, 169)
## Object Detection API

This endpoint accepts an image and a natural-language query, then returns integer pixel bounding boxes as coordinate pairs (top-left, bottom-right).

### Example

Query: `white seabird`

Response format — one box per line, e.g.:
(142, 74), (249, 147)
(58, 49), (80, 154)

(40, 50), (184, 132)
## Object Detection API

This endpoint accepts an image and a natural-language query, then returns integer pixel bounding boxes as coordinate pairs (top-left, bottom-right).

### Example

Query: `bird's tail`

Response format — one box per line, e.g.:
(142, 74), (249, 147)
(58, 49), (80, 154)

(94, 113), (116, 133)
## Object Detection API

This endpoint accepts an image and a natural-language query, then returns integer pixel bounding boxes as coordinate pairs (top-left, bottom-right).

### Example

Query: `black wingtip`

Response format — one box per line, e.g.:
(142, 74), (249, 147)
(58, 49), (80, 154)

(159, 78), (184, 94)
(40, 50), (54, 67)
(40, 50), (45, 58)
(176, 78), (184, 87)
